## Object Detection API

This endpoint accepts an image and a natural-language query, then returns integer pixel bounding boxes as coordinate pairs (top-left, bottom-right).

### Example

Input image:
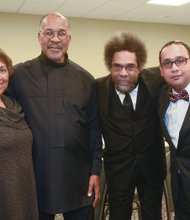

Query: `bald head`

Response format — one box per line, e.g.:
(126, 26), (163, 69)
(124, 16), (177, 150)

(39, 12), (70, 31)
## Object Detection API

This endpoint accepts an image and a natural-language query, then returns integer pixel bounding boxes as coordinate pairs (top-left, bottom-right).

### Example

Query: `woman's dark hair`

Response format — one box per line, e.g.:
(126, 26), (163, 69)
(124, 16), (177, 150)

(0, 48), (13, 75)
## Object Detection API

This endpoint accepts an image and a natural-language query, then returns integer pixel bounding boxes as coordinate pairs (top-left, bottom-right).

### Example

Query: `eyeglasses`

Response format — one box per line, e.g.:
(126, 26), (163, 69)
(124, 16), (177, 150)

(40, 30), (69, 40)
(111, 63), (138, 73)
(161, 56), (190, 69)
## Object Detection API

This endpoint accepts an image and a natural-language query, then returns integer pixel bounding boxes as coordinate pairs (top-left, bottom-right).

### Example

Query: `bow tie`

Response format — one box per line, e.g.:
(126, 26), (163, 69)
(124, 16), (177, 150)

(169, 89), (189, 103)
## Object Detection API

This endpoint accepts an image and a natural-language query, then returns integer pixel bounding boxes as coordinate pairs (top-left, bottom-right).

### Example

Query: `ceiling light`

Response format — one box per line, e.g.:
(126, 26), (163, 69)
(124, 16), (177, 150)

(147, 0), (190, 6)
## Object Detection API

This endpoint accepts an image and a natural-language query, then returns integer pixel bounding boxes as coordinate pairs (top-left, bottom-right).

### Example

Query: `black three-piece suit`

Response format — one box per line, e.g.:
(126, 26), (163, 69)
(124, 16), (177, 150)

(96, 67), (166, 220)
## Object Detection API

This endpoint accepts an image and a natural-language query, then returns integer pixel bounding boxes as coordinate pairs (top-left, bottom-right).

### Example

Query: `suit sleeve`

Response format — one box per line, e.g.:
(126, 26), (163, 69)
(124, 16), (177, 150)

(87, 82), (103, 176)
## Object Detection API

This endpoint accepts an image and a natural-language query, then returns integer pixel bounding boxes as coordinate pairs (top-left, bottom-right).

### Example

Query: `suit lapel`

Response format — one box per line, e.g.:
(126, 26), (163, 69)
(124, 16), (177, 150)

(130, 77), (156, 135)
(159, 86), (170, 121)
(136, 76), (159, 118)
(158, 85), (177, 149)
(135, 79), (148, 117)
(178, 103), (190, 147)
(97, 75), (111, 117)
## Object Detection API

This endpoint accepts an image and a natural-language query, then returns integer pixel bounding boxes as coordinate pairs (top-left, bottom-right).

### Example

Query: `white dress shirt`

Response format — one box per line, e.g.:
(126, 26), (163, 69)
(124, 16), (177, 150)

(116, 85), (139, 110)
(164, 84), (190, 148)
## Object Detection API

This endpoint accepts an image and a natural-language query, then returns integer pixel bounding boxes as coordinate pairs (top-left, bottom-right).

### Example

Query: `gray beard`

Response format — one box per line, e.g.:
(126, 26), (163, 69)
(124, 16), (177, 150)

(115, 83), (136, 94)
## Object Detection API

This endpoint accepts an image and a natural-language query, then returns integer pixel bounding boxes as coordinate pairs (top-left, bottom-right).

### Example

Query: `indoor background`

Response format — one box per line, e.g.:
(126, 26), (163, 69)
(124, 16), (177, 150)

(0, 1), (190, 78)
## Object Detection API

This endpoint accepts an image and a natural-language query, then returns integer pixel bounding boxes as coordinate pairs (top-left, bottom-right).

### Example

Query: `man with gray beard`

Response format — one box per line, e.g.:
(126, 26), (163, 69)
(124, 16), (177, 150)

(96, 32), (166, 220)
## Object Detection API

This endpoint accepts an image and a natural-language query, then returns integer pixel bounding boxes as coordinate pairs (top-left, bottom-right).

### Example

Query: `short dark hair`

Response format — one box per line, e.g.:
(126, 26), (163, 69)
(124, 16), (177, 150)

(0, 48), (12, 75)
(159, 40), (190, 64)
(104, 32), (147, 70)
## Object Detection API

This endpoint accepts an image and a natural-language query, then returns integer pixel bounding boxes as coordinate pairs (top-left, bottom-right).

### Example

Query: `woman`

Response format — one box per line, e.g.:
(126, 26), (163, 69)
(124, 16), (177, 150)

(0, 48), (39, 220)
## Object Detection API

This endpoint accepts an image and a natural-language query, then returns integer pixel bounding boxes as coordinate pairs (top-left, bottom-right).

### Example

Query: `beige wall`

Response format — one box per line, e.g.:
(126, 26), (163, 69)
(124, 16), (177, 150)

(0, 12), (190, 78)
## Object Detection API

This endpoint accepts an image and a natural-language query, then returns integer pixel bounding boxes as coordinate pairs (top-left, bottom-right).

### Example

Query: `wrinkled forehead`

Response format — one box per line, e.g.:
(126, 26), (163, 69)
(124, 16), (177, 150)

(112, 51), (137, 63)
(41, 14), (69, 31)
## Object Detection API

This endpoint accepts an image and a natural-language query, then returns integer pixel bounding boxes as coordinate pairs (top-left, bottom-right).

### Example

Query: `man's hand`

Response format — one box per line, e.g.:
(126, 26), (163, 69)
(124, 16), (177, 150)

(87, 175), (100, 207)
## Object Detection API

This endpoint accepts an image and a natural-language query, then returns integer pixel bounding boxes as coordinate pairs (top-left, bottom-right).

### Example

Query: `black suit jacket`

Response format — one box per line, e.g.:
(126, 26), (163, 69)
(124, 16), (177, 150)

(96, 67), (166, 189)
(158, 83), (190, 207)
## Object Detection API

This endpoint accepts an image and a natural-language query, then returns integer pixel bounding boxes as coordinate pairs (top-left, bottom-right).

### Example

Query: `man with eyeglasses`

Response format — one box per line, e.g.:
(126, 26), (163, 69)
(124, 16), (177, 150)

(8, 12), (102, 220)
(158, 40), (190, 219)
(96, 32), (166, 220)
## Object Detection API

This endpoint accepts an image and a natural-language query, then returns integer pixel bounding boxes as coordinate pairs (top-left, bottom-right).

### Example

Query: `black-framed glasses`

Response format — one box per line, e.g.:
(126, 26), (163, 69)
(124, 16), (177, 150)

(161, 56), (190, 69)
(111, 63), (138, 73)
(40, 30), (69, 40)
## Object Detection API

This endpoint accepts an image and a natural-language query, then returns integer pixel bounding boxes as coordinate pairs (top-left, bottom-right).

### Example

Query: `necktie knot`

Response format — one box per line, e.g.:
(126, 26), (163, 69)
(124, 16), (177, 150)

(123, 94), (135, 116)
(169, 89), (189, 103)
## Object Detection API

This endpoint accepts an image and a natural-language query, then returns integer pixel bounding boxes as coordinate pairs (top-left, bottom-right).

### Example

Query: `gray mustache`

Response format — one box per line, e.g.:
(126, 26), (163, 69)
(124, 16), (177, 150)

(48, 44), (63, 49)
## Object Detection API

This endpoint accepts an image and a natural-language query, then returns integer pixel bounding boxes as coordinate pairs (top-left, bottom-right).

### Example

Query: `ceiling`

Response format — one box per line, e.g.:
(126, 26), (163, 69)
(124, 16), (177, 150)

(1, 0), (190, 25)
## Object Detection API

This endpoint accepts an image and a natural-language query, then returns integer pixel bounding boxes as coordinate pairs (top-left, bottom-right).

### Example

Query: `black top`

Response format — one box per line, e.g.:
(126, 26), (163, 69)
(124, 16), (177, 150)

(8, 53), (102, 213)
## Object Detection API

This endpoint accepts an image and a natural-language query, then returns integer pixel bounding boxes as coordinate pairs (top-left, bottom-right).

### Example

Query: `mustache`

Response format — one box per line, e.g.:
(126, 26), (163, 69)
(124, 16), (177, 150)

(118, 76), (129, 79)
(47, 44), (63, 49)
(114, 76), (130, 83)
(112, 74), (128, 79)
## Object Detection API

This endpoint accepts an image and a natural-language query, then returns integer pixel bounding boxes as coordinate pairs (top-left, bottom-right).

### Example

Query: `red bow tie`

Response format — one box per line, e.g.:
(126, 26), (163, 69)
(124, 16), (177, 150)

(169, 90), (189, 103)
